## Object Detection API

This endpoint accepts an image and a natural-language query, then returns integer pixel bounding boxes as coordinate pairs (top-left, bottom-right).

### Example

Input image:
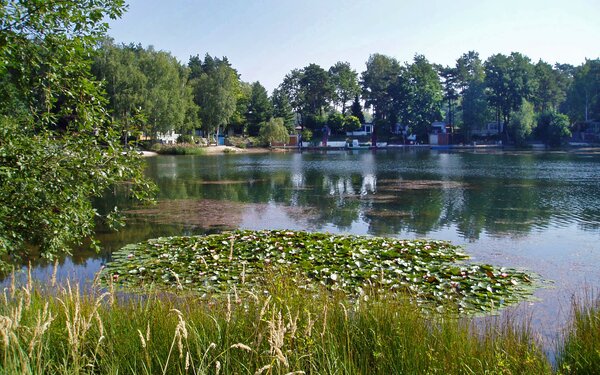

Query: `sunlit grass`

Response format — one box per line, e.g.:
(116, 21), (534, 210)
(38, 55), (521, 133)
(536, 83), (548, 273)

(556, 293), (600, 374)
(151, 144), (207, 155)
(0, 267), (562, 374)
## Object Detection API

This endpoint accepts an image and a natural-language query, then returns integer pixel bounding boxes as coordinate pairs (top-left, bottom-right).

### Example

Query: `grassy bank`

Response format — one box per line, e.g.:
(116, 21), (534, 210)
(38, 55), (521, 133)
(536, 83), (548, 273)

(150, 143), (207, 155)
(0, 271), (556, 375)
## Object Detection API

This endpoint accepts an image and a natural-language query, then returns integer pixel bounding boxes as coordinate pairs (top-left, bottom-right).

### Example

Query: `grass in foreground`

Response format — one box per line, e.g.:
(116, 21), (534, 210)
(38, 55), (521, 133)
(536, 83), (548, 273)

(556, 294), (600, 374)
(0, 269), (553, 375)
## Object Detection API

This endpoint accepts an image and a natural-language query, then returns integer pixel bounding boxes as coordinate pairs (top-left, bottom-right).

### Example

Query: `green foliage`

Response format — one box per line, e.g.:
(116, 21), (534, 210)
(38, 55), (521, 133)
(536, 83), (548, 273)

(533, 60), (569, 113)
(343, 115), (362, 132)
(566, 59), (600, 122)
(258, 117), (289, 146)
(557, 295), (600, 374)
(509, 100), (537, 145)
(245, 81), (273, 136)
(453, 52), (489, 139)
(455, 51), (486, 90)
(152, 144), (206, 155)
(327, 112), (345, 134)
(176, 134), (194, 144)
(406, 55), (444, 140)
(0, 0), (154, 263)
(277, 63), (332, 129)
(271, 87), (295, 130)
(461, 80), (489, 139)
(329, 61), (360, 114)
(438, 65), (460, 126)
(485, 53), (536, 132)
(361, 53), (402, 122)
(189, 54), (239, 136)
(350, 95), (366, 124)
(278, 68), (304, 118)
(300, 63), (333, 117)
(536, 111), (572, 147)
(303, 113), (327, 132)
(103, 230), (537, 314)
(92, 41), (199, 138)
(0, 273), (555, 374)
(228, 80), (252, 134)
(301, 128), (313, 142)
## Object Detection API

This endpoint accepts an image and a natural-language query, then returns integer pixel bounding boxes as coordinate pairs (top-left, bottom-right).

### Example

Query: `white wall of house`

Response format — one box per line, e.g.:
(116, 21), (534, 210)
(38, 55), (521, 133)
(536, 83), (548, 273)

(346, 123), (373, 136)
(471, 122), (504, 137)
(157, 130), (180, 144)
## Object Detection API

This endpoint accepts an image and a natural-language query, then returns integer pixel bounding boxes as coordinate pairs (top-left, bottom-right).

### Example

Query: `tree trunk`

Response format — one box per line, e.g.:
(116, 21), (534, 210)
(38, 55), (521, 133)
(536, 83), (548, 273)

(585, 92), (589, 122)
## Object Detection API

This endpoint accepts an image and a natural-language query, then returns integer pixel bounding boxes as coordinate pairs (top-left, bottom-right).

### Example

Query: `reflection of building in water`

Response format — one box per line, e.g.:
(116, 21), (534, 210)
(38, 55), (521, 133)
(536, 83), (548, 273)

(361, 174), (376, 195)
(289, 153), (305, 206)
(157, 157), (179, 179)
(360, 152), (377, 195)
(291, 173), (304, 188)
(291, 153), (305, 188)
(321, 175), (358, 198)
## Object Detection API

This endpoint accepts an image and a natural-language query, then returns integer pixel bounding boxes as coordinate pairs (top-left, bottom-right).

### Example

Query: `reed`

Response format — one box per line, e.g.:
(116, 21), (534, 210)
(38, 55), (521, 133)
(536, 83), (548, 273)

(556, 293), (600, 374)
(2, 268), (595, 374)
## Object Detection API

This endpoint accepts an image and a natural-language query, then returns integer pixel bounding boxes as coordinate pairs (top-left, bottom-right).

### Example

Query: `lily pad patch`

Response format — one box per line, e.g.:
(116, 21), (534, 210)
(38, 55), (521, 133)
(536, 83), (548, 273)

(102, 230), (537, 314)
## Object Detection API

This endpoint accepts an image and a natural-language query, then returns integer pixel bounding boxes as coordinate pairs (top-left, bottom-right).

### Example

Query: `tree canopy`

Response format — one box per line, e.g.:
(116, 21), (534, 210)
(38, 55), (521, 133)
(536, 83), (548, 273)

(92, 41), (199, 138)
(189, 54), (240, 136)
(0, 0), (153, 264)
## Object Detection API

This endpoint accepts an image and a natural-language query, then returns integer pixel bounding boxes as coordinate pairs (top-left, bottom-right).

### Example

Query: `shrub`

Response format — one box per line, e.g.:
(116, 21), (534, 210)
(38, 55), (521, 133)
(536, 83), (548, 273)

(259, 118), (289, 146)
(176, 134), (194, 144)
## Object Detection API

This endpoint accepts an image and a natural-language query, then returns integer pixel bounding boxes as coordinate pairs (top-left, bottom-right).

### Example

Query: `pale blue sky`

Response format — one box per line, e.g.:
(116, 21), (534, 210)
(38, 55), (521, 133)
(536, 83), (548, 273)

(108, 0), (600, 92)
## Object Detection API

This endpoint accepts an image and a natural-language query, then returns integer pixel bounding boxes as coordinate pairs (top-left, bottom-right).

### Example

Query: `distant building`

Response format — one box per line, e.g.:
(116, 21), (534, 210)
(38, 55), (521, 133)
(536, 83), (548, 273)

(471, 122), (504, 137)
(139, 130), (180, 144)
(346, 123), (373, 136)
(391, 123), (416, 143)
(156, 130), (180, 144)
(429, 122), (451, 145)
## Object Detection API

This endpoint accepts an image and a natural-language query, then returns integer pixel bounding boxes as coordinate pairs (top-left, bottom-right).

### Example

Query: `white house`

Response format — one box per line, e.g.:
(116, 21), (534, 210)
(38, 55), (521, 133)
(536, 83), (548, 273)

(156, 130), (180, 144)
(346, 123), (373, 136)
(471, 122), (504, 137)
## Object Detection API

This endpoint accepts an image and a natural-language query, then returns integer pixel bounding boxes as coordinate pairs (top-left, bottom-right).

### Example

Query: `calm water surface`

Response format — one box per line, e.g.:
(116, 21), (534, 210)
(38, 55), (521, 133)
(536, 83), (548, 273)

(24, 149), (600, 343)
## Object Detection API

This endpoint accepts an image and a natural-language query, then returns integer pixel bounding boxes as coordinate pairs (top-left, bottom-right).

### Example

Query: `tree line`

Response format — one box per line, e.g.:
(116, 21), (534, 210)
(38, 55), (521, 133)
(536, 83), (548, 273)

(92, 42), (600, 146)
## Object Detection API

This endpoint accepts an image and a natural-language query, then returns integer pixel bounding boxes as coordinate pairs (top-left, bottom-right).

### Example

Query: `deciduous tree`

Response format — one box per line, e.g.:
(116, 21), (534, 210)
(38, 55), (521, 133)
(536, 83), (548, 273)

(0, 0), (153, 263)
(361, 54), (402, 145)
(189, 54), (240, 138)
(329, 61), (360, 114)
(259, 117), (289, 146)
(484, 52), (535, 139)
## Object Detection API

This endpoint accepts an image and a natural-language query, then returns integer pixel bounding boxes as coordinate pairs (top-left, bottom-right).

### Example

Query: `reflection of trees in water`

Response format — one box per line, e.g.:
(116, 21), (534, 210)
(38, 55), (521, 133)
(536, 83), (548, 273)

(117, 154), (600, 240)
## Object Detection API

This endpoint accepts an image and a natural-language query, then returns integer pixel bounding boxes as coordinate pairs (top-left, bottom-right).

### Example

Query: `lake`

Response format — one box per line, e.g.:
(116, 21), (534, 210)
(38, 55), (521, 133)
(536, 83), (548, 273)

(25, 148), (600, 342)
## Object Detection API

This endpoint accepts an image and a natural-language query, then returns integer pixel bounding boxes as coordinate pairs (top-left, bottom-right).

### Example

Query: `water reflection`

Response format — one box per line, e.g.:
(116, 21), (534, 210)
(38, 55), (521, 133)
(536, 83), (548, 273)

(14, 149), (600, 290)
(128, 150), (600, 242)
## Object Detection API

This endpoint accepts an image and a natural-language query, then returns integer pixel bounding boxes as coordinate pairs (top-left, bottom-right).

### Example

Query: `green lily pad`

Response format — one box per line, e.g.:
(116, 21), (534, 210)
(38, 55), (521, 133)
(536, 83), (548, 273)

(101, 230), (539, 314)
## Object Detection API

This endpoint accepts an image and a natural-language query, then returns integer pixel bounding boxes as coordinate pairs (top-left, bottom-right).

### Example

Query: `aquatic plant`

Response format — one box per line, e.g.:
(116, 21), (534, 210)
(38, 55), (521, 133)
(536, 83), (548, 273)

(102, 230), (537, 314)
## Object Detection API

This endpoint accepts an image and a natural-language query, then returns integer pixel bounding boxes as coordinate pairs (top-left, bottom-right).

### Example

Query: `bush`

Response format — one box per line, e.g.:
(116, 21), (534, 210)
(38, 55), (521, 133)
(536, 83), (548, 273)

(344, 115), (362, 132)
(176, 134), (194, 144)
(301, 128), (313, 142)
(327, 112), (345, 134)
(152, 144), (206, 155)
(259, 117), (289, 146)
(537, 111), (571, 147)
